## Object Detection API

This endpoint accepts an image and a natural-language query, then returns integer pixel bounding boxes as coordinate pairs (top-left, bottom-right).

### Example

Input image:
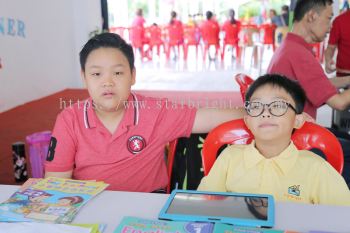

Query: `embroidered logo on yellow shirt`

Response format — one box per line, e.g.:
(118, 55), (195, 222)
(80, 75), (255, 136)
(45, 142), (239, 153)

(284, 185), (302, 201)
(288, 185), (300, 196)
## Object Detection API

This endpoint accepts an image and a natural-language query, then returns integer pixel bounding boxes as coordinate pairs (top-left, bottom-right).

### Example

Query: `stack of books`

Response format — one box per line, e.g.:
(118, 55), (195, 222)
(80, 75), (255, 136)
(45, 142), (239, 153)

(0, 177), (108, 224)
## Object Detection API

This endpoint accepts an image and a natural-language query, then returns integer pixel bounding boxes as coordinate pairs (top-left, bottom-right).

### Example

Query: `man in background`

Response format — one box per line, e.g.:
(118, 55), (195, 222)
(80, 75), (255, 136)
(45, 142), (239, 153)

(325, 7), (350, 77)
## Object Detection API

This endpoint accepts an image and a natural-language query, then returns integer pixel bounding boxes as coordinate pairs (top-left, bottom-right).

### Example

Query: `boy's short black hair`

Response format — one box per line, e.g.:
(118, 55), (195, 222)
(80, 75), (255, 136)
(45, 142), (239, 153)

(293, 0), (333, 22)
(79, 32), (134, 72)
(245, 74), (306, 114)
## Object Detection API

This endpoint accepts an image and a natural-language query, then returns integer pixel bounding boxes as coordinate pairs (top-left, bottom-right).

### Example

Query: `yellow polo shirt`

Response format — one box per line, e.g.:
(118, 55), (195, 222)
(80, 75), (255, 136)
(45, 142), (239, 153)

(198, 141), (350, 206)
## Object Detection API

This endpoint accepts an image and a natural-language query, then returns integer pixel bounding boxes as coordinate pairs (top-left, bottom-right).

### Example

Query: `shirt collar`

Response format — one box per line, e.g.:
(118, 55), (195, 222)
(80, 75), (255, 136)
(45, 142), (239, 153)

(244, 141), (299, 175)
(285, 32), (314, 54)
(84, 98), (96, 128)
(121, 93), (139, 128)
(83, 93), (139, 129)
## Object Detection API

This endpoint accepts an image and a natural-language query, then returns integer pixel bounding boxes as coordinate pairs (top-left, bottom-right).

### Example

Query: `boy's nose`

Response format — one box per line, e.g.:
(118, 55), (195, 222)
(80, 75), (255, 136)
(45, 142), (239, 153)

(261, 114), (271, 118)
(102, 76), (115, 87)
(103, 81), (113, 87)
(261, 106), (271, 118)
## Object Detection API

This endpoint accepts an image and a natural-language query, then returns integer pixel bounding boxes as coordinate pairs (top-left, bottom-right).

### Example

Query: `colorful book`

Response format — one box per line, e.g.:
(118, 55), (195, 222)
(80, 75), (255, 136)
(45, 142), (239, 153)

(212, 223), (300, 233)
(72, 223), (106, 233)
(113, 217), (300, 233)
(0, 177), (108, 223)
(19, 178), (43, 191)
(0, 222), (105, 233)
(114, 216), (214, 233)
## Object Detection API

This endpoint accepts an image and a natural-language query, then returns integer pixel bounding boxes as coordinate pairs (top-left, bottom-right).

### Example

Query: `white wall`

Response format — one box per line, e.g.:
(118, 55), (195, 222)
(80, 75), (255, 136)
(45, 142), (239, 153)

(0, 0), (101, 112)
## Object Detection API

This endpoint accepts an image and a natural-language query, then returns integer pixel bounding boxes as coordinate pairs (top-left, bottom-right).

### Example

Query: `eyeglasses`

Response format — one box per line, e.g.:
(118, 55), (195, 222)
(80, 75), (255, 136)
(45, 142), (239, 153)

(244, 100), (298, 117)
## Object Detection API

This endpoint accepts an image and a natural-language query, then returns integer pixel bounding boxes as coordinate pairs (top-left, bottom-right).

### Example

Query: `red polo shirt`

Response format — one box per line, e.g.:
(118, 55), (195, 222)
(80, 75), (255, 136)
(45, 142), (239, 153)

(45, 93), (197, 192)
(328, 11), (350, 71)
(200, 20), (220, 43)
(221, 20), (241, 44)
(267, 33), (337, 119)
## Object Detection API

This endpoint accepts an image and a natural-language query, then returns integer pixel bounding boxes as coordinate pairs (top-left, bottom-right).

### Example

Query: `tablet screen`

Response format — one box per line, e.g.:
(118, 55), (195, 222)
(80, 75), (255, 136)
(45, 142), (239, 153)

(165, 192), (268, 221)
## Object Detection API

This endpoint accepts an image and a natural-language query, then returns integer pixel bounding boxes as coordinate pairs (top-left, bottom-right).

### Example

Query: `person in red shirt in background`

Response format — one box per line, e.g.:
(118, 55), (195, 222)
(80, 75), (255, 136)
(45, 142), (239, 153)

(167, 11), (184, 60)
(325, 9), (350, 77)
(130, 8), (151, 60)
(169, 11), (183, 28)
(222, 9), (241, 30)
(200, 11), (220, 60)
(200, 11), (220, 36)
(132, 8), (146, 28)
(221, 9), (241, 60)
(267, 0), (350, 120)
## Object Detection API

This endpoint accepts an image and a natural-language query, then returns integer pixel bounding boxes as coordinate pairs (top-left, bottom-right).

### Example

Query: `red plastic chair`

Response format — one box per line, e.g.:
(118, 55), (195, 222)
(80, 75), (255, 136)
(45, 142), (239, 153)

(200, 21), (221, 61)
(221, 23), (241, 60)
(234, 73), (254, 101)
(183, 25), (201, 60)
(109, 27), (128, 42)
(239, 24), (260, 68)
(202, 119), (344, 176)
(240, 24), (259, 46)
(166, 140), (178, 193)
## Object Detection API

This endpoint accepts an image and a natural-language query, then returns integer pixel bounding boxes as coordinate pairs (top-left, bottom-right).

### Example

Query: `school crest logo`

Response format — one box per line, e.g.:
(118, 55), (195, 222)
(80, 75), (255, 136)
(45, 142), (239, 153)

(127, 135), (146, 154)
(288, 185), (300, 196)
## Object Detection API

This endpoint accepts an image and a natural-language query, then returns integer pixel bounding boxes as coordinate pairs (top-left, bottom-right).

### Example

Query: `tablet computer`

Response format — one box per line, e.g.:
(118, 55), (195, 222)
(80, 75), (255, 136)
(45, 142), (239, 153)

(158, 190), (275, 228)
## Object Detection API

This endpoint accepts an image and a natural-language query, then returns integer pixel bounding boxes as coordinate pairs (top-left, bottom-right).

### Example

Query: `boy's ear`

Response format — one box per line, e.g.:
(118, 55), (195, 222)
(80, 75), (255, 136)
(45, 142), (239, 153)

(131, 67), (136, 85)
(294, 113), (305, 129)
(80, 70), (87, 88)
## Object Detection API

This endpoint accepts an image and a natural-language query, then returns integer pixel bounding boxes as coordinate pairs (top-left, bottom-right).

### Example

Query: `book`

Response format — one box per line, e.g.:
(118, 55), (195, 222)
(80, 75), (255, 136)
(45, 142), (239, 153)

(0, 177), (108, 223)
(0, 222), (105, 233)
(72, 223), (106, 233)
(212, 223), (300, 233)
(114, 216), (214, 233)
(19, 178), (42, 191)
(113, 217), (300, 233)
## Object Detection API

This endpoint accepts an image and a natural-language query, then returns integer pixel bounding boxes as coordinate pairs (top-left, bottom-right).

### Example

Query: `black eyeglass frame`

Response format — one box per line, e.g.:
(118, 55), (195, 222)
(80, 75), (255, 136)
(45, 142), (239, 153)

(244, 100), (298, 117)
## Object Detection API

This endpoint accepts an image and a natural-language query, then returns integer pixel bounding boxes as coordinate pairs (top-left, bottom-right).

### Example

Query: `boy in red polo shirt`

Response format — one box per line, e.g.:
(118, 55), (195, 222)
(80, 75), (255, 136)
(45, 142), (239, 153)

(44, 33), (244, 192)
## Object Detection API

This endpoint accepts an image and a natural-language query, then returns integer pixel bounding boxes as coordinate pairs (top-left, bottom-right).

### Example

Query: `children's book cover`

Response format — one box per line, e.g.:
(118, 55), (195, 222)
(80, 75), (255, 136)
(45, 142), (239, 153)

(72, 223), (107, 233)
(0, 177), (108, 223)
(213, 223), (300, 233)
(113, 216), (214, 233)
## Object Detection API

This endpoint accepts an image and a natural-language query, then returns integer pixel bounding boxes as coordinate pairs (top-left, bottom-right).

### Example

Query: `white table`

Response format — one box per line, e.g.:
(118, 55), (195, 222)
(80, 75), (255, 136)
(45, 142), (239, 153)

(1, 185), (350, 233)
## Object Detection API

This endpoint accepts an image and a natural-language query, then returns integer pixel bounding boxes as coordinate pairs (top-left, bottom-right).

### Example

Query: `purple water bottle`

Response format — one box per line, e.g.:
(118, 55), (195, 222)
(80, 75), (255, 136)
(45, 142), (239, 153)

(26, 131), (52, 178)
(12, 142), (28, 182)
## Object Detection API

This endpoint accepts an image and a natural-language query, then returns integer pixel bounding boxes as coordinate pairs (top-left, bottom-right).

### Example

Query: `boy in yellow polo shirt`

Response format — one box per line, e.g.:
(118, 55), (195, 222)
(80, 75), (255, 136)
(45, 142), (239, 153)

(198, 74), (350, 205)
